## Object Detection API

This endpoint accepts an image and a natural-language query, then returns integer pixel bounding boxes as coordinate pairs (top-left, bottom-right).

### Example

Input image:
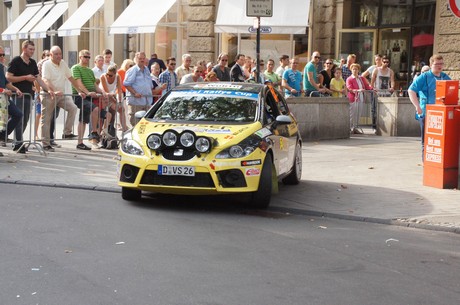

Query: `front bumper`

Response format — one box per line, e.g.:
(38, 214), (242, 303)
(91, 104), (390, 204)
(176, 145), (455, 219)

(118, 150), (266, 195)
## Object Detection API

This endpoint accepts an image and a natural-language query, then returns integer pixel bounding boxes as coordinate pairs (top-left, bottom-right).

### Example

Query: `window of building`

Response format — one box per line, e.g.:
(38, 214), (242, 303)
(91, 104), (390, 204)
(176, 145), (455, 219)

(344, 0), (436, 86)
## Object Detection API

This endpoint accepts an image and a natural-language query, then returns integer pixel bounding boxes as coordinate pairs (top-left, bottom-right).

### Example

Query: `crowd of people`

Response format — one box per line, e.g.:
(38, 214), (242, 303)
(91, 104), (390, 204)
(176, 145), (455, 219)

(0, 42), (441, 155)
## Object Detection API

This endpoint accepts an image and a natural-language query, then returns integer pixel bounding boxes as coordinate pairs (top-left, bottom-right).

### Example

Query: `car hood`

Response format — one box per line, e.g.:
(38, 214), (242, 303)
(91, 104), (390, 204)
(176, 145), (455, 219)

(133, 119), (265, 147)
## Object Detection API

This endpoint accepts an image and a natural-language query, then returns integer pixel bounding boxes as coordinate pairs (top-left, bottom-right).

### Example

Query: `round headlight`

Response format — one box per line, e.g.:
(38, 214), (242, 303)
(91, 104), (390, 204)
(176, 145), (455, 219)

(180, 132), (195, 147)
(229, 145), (244, 158)
(163, 131), (177, 147)
(195, 137), (211, 153)
(147, 134), (162, 150)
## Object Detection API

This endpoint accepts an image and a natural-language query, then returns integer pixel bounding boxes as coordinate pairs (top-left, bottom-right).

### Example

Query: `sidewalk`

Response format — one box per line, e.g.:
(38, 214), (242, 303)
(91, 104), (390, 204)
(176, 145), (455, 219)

(1, 132), (460, 233)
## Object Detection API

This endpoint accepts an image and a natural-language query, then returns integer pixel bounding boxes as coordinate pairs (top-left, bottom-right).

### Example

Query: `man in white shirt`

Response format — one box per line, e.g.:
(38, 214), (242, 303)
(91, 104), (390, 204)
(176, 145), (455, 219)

(41, 46), (83, 151)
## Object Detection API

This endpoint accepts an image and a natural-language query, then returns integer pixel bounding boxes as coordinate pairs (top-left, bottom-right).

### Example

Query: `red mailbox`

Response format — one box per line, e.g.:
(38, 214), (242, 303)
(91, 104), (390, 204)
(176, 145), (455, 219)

(423, 80), (460, 189)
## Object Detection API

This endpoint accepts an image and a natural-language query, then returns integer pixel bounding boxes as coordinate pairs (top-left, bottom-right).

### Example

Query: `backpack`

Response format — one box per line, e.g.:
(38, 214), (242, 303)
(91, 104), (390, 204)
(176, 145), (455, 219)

(101, 134), (119, 149)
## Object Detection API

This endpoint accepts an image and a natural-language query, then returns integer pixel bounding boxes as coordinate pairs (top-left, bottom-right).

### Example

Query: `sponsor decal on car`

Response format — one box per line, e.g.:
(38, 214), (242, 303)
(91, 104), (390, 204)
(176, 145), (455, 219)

(138, 125), (146, 134)
(241, 159), (262, 166)
(205, 129), (232, 134)
(245, 168), (261, 176)
(255, 127), (272, 138)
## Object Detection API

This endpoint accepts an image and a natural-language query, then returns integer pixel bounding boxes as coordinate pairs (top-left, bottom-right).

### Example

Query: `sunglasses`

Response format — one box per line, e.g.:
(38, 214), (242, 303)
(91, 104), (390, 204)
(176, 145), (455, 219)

(170, 63), (176, 66)
(83, 55), (91, 59)
(0, 54), (5, 57)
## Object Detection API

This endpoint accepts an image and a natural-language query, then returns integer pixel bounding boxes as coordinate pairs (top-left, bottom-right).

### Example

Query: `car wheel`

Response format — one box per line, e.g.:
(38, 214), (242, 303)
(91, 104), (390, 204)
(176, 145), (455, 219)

(121, 187), (142, 201)
(282, 141), (302, 185)
(250, 153), (273, 209)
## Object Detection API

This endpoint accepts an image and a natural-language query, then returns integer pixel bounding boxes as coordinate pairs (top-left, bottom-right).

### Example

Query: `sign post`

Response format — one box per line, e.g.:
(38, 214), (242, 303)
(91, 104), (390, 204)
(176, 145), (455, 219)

(246, 0), (273, 83)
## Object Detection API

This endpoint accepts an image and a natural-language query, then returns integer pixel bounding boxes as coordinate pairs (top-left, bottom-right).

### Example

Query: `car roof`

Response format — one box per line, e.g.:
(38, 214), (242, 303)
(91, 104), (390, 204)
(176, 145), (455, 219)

(173, 82), (265, 94)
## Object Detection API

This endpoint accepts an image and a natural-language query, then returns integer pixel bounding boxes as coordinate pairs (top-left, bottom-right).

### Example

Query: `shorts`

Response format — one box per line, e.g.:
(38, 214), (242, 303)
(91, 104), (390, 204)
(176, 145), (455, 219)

(36, 102), (41, 114)
(92, 97), (109, 119)
(74, 96), (97, 124)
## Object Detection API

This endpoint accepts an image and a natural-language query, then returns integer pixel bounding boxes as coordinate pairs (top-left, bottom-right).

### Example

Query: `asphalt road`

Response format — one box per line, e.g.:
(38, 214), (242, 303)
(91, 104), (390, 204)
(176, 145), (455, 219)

(1, 184), (460, 305)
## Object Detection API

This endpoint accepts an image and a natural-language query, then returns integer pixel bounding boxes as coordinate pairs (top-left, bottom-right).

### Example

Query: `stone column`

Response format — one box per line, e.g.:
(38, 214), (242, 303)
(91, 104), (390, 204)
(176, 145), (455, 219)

(187, 0), (215, 64)
(309, 0), (336, 59)
(436, 0), (460, 79)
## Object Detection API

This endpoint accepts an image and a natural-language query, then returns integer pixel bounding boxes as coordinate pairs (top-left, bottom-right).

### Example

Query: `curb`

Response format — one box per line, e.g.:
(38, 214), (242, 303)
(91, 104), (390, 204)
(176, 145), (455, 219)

(1, 179), (459, 235)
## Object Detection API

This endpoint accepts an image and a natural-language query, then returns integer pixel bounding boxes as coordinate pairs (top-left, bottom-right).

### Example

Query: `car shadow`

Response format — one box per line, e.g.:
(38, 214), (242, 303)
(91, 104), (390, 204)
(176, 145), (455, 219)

(125, 177), (436, 221)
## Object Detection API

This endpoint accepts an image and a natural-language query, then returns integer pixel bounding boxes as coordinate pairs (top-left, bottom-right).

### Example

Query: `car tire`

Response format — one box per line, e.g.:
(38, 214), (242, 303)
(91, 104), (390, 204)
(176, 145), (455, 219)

(282, 141), (302, 185)
(121, 187), (142, 201)
(250, 153), (273, 209)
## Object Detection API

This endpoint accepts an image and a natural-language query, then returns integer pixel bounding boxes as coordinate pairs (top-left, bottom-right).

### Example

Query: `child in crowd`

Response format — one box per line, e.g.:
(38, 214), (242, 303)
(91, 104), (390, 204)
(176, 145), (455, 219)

(330, 68), (346, 97)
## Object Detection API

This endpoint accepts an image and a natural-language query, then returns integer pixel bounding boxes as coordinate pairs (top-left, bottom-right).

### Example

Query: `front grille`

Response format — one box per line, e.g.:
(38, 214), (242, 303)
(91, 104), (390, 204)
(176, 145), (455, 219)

(160, 148), (197, 161)
(140, 170), (215, 188)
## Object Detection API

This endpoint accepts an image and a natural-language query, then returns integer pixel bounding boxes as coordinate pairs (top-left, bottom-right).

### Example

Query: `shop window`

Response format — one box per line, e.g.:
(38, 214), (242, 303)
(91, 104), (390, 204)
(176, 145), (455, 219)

(413, 0), (436, 25)
(337, 30), (377, 72)
(352, 0), (379, 27)
(411, 26), (434, 79)
(381, 0), (412, 25)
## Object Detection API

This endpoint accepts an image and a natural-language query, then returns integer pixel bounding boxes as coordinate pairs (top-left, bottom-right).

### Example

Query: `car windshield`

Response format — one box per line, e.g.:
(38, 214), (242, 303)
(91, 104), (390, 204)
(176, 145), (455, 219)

(151, 90), (259, 123)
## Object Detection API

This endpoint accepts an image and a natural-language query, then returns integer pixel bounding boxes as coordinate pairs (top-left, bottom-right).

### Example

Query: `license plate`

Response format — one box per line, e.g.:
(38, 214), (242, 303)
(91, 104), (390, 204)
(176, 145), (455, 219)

(158, 165), (195, 176)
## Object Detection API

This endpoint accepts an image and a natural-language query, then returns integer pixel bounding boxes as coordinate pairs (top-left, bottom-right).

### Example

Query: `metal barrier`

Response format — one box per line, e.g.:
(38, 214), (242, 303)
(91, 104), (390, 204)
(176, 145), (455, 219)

(0, 92), (166, 155)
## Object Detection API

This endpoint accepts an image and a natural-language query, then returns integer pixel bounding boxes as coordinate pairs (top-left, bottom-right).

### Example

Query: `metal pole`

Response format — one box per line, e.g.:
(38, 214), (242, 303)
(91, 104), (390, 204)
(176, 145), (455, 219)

(256, 17), (260, 83)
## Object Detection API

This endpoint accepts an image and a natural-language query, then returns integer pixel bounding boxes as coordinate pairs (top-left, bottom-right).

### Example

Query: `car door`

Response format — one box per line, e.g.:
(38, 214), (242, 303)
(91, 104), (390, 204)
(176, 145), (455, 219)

(263, 86), (291, 176)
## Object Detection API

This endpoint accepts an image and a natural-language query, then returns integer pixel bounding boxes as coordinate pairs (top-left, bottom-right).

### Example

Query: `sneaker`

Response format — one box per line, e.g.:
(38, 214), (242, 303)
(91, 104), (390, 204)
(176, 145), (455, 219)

(50, 141), (62, 148)
(90, 131), (100, 142)
(353, 128), (363, 134)
(76, 143), (91, 150)
(43, 145), (55, 152)
(13, 144), (27, 154)
(62, 133), (77, 139)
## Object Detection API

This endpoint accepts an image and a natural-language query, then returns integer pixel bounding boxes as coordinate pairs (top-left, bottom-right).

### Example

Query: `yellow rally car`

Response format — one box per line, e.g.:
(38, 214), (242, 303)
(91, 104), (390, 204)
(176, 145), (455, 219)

(118, 82), (302, 208)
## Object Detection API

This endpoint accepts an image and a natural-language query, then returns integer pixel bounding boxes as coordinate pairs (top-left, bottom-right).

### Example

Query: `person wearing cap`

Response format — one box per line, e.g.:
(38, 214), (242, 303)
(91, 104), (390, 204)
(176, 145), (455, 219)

(147, 53), (166, 73)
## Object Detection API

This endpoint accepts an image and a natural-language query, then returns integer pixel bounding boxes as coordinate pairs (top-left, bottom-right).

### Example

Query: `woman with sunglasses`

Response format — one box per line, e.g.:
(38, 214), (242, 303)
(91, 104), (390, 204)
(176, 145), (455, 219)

(100, 64), (127, 134)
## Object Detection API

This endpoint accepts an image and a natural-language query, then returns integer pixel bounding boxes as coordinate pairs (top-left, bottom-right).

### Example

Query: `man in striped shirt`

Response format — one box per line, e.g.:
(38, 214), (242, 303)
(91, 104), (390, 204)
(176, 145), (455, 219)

(71, 50), (107, 150)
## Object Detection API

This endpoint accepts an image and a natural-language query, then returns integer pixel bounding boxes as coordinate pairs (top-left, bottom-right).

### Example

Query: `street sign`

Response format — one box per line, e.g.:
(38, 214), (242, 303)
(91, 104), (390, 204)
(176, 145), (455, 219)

(449, 0), (460, 18)
(248, 26), (272, 34)
(246, 0), (273, 17)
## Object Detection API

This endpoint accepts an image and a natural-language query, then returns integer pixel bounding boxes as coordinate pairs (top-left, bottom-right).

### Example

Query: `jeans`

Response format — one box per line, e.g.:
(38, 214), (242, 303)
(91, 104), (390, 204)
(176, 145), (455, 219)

(13, 95), (32, 144)
(1, 100), (23, 138)
(418, 116), (425, 160)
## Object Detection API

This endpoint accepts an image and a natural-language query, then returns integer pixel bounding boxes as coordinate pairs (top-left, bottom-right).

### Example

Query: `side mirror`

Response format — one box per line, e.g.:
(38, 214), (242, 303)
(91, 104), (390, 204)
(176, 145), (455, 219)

(135, 110), (146, 119)
(275, 115), (292, 125)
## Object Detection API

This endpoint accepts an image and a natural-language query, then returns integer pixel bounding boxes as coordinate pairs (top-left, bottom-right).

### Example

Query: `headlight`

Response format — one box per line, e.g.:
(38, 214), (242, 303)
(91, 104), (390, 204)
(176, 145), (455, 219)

(163, 131), (177, 146)
(215, 135), (261, 159)
(180, 132), (195, 147)
(195, 137), (211, 153)
(121, 133), (144, 155)
(147, 134), (162, 150)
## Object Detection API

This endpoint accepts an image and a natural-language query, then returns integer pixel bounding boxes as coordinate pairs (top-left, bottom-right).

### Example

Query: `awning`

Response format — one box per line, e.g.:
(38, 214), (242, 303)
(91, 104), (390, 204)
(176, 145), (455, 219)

(58, 0), (104, 37)
(215, 0), (310, 34)
(109, 0), (176, 34)
(1, 4), (42, 40)
(17, 2), (54, 39)
(29, 1), (68, 39)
